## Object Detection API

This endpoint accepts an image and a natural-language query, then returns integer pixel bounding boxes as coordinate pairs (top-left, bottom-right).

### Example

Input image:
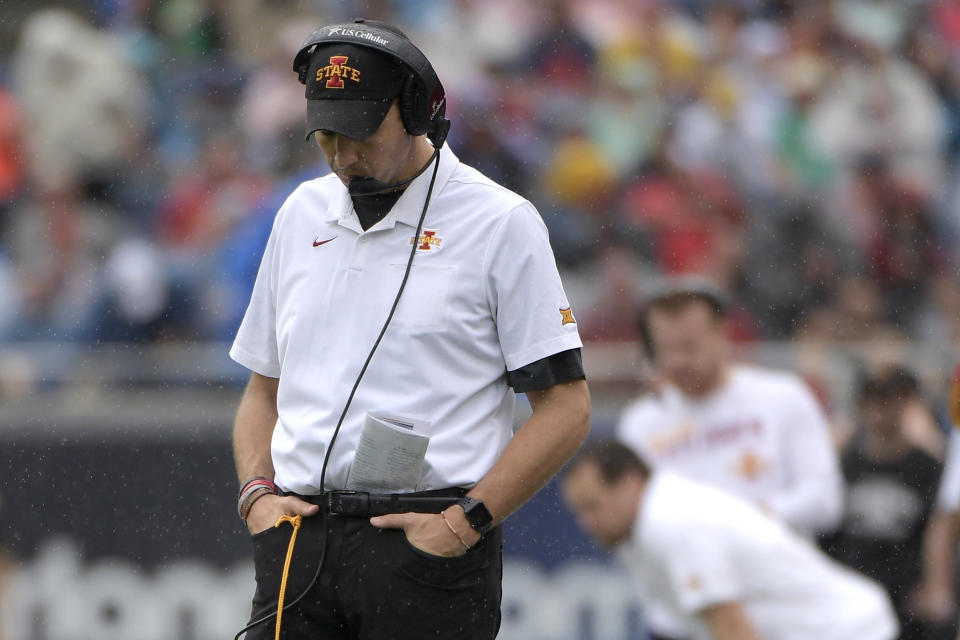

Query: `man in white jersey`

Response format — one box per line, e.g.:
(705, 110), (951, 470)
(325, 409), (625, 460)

(562, 441), (899, 640)
(616, 281), (843, 537)
(229, 20), (589, 640)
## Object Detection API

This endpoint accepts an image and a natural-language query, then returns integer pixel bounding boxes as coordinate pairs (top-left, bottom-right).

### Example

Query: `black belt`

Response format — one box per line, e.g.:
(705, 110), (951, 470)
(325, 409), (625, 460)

(294, 488), (467, 517)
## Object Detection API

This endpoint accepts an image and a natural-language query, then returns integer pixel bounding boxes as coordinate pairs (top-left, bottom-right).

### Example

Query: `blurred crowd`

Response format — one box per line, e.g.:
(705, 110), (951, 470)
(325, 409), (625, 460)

(3, 4), (960, 636)
(1, 0), (960, 348)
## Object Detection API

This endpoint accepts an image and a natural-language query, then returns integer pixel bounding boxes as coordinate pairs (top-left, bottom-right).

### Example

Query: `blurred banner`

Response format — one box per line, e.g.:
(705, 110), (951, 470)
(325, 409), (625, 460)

(0, 399), (642, 640)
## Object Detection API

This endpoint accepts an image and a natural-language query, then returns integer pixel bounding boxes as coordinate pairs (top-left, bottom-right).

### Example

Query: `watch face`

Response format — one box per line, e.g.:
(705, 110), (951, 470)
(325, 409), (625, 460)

(460, 497), (493, 533)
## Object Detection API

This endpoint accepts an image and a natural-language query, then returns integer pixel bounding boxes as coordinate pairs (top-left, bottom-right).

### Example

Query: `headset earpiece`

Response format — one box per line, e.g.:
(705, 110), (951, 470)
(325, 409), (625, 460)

(398, 72), (423, 135)
(293, 39), (319, 84)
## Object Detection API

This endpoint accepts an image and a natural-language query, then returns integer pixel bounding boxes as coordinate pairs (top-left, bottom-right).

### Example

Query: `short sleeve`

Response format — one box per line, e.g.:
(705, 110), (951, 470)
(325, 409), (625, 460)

(646, 522), (743, 614)
(230, 213), (282, 378)
(483, 202), (582, 371)
(938, 431), (960, 512)
(765, 377), (844, 534)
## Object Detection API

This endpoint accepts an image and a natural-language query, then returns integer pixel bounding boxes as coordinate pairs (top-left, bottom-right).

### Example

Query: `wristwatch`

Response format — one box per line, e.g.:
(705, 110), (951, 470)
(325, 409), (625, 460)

(457, 497), (494, 535)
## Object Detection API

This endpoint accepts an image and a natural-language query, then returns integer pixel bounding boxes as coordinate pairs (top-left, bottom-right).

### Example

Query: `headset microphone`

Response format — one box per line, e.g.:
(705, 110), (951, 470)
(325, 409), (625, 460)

(345, 115), (449, 198)
(347, 147), (439, 197)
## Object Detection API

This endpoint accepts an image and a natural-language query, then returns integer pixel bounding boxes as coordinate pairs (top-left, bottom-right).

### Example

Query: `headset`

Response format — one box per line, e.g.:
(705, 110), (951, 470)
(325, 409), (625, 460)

(236, 20), (449, 639)
(293, 18), (450, 145)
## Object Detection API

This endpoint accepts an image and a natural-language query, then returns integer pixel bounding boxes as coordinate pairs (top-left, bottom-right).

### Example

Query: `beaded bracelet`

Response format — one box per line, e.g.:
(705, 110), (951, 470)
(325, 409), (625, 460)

(237, 476), (280, 522)
(239, 486), (275, 522)
(238, 476), (279, 499)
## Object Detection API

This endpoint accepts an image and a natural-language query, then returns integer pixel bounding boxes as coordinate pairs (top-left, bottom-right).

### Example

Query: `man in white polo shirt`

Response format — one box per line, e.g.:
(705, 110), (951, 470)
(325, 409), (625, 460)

(229, 19), (589, 640)
(562, 441), (899, 640)
(617, 280), (843, 538)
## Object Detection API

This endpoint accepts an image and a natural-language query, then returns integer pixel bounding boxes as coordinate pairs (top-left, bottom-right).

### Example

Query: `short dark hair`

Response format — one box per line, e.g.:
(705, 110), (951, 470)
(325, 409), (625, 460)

(566, 440), (651, 484)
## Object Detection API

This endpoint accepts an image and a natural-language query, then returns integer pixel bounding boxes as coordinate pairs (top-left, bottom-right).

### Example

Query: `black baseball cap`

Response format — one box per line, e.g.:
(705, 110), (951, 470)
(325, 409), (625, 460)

(304, 42), (407, 140)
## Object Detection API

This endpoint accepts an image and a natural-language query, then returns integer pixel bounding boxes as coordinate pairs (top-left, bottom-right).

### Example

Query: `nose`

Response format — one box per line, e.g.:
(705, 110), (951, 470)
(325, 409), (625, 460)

(331, 134), (361, 170)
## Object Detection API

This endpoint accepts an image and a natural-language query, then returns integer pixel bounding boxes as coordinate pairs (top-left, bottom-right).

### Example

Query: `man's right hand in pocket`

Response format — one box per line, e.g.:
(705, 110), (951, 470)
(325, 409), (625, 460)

(247, 494), (320, 535)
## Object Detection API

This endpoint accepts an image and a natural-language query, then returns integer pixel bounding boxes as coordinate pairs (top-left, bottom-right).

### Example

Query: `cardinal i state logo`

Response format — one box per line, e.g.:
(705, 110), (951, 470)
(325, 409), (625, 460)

(316, 55), (362, 89)
(411, 229), (443, 252)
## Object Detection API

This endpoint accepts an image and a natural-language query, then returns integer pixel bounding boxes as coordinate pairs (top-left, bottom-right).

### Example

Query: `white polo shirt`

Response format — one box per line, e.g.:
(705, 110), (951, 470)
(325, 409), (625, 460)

(620, 472), (899, 640)
(230, 143), (582, 493)
(616, 365), (843, 536)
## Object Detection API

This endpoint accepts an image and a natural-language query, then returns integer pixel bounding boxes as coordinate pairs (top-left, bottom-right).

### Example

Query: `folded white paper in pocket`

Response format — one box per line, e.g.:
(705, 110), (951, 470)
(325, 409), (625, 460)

(345, 412), (430, 493)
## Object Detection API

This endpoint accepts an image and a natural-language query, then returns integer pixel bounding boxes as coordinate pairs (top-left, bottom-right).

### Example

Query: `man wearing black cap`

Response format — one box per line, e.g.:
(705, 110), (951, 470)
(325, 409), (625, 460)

(229, 20), (590, 640)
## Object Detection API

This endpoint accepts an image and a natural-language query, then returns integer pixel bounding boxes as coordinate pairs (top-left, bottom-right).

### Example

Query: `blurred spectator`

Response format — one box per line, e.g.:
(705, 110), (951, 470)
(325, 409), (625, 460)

(151, 129), (269, 339)
(5, 177), (108, 341)
(12, 8), (148, 190)
(237, 22), (314, 173)
(930, 0), (960, 54)
(617, 280), (843, 540)
(823, 366), (952, 640)
(796, 273), (905, 343)
(99, 237), (170, 342)
(518, 0), (597, 92)
(0, 0), (958, 361)
(577, 245), (647, 342)
(831, 154), (947, 331)
(618, 131), (748, 282)
(774, 52), (835, 191)
(813, 14), (944, 194)
(0, 90), (24, 208)
(538, 134), (614, 266)
(156, 131), (268, 252)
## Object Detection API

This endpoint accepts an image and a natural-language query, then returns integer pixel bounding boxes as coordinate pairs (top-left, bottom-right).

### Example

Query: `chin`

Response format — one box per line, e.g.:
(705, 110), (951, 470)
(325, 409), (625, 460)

(677, 377), (710, 395)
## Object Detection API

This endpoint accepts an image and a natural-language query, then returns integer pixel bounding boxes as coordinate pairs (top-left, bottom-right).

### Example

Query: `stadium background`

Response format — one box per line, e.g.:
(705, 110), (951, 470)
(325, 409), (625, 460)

(2, 0), (960, 638)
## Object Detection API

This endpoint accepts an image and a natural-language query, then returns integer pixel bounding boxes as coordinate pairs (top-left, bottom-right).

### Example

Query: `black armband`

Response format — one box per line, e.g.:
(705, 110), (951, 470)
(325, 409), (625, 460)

(506, 348), (585, 393)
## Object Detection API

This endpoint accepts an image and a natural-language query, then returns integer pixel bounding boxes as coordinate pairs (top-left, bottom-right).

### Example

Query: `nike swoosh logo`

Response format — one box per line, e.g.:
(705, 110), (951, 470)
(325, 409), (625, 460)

(313, 236), (336, 247)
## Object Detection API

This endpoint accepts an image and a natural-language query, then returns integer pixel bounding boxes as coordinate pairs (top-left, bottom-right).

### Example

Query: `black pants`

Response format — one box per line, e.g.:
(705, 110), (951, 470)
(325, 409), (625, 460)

(243, 508), (503, 639)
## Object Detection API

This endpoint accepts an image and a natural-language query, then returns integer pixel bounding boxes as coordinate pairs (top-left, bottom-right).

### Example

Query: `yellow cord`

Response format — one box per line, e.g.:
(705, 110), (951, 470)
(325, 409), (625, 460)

(273, 514), (303, 640)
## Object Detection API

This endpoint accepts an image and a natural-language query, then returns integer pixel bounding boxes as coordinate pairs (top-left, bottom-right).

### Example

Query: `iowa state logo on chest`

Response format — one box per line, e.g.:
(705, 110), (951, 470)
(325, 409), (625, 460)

(411, 229), (443, 253)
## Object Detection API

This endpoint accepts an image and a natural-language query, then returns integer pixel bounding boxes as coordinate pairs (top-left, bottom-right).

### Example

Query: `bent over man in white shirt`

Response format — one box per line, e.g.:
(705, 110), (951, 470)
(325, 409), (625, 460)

(562, 441), (899, 640)
(229, 19), (589, 640)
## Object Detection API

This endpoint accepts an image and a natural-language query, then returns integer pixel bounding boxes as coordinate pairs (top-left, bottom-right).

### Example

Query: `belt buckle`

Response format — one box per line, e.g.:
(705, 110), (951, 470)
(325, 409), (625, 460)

(326, 490), (369, 516)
